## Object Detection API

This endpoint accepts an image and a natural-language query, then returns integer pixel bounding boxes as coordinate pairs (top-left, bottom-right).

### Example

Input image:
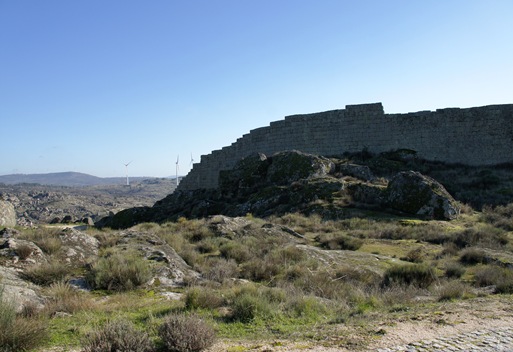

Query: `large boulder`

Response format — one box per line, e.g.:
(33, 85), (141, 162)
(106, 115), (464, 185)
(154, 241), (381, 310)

(219, 153), (270, 197)
(0, 200), (16, 227)
(386, 171), (459, 220)
(59, 228), (99, 265)
(266, 151), (335, 185)
(338, 163), (375, 181)
(115, 230), (200, 287)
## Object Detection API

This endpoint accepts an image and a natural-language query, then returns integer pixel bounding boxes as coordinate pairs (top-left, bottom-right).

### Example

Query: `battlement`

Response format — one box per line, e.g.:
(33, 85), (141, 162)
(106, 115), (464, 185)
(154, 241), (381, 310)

(178, 103), (513, 190)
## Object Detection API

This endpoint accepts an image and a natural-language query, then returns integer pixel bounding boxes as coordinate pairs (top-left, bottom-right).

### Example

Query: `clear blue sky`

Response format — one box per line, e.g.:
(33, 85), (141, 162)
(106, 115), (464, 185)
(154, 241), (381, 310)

(1, 1), (512, 177)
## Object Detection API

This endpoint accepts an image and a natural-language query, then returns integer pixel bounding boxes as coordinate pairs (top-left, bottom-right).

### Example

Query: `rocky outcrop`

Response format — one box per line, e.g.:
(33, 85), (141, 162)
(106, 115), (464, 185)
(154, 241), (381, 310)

(265, 151), (335, 185)
(97, 151), (462, 229)
(0, 200), (16, 227)
(115, 230), (200, 287)
(385, 171), (460, 220)
(337, 163), (375, 181)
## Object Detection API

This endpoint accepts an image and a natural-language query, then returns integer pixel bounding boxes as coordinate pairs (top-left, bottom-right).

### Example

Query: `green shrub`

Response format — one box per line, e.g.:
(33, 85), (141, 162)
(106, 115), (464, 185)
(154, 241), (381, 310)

(36, 236), (62, 254)
(202, 258), (238, 283)
(195, 239), (217, 254)
(453, 225), (507, 249)
(184, 287), (224, 310)
(286, 295), (327, 319)
(459, 248), (489, 265)
(482, 203), (513, 231)
(88, 251), (152, 291)
(158, 314), (215, 352)
(333, 266), (382, 287)
(219, 241), (251, 263)
(44, 281), (93, 314)
(317, 233), (363, 251)
(240, 258), (281, 282)
(19, 227), (62, 254)
(229, 287), (276, 323)
(82, 319), (154, 352)
(22, 261), (70, 286)
(444, 262), (466, 279)
(437, 281), (471, 301)
(382, 264), (436, 288)
(401, 248), (425, 263)
(474, 266), (513, 293)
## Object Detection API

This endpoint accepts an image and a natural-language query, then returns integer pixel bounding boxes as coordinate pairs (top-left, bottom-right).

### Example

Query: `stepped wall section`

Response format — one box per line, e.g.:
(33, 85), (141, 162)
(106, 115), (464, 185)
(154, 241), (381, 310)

(178, 102), (513, 190)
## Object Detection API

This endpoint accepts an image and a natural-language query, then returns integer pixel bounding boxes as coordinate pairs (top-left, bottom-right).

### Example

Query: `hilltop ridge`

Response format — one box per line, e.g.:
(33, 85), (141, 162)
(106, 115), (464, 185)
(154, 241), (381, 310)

(0, 171), (162, 187)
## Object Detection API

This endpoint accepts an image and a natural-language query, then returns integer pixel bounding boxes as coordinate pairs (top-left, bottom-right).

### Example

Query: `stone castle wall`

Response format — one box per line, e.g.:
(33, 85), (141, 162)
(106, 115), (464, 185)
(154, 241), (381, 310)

(178, 102), (513, 190)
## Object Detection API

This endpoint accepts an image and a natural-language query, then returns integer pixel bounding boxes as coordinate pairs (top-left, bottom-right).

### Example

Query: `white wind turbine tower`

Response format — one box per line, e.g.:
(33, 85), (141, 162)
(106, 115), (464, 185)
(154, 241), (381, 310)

(175, 155), (180, 186)
(190, 153), (194, 167)
(124, 161), (132, 186)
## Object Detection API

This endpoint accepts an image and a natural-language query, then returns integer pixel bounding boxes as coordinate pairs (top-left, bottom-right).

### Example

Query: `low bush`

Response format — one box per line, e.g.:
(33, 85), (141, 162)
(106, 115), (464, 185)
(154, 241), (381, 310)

(229, 286), (277, 323)
(286, 295), (327, 319)
(382, 264), (436, 289)
(474, 266), (513, 293)
(317, 233), (363, 251)
(453, 225), (508, 249)
(401, 248), (425, 263)
(482, 203), (513, 231)
(184, 287), (225, 310)
(44, 281), (93, 314)
(22, 261), (70, 286)
(82, 319), (154, 352)
(201, 257), (238, 283)
(36, 236), (62, 255)
(88, 250), (152, 291)
(0, 287), (48, 352)
(459, 248), (489, 265)
(19, 227), (62, 254)
(158, 314), (215, 352)
(437, 281), (471, 301)
(15, 244), (33, 260)
(219, 241), (252, 263)
(444, 262), (466, 279)
(333, 266), (382, 287)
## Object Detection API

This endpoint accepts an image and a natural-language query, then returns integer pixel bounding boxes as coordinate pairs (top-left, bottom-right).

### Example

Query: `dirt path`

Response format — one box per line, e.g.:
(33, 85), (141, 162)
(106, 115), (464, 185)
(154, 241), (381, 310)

(205, 297), (513, 351)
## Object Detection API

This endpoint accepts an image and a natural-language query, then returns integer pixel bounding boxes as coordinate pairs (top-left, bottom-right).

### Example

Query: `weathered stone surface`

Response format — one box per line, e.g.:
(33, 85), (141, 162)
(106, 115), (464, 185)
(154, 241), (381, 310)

(348, 182), (387, 206)
(386, 171), (459, 220)
(115, 230), (200, 287)
(81, 216), (95, 226)
(219, 152), (269, 197)
(0, 200), (16, 227)
(0, 228), (20, 239)
(59, 228), (99, 264)
(338, 163), (375, 181)
(0, 266), (44, 312)
(266, 151), (335, 185)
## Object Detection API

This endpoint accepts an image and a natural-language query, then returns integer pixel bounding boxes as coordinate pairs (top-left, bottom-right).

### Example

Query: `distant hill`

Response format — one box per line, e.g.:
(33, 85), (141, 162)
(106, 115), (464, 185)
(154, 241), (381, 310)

(0, 172), (158, 187)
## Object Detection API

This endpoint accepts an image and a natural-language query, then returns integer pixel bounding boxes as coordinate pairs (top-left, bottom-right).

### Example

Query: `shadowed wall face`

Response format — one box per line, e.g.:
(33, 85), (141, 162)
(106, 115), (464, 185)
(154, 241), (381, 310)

(179, 103), (513, 190)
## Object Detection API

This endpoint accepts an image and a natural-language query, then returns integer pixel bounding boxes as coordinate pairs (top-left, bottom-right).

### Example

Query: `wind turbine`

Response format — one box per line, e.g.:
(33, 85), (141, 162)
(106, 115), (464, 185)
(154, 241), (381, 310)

(124, 161), (132, 186)
(190, 153), (194, 167)
(175, 155), (179, 186)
